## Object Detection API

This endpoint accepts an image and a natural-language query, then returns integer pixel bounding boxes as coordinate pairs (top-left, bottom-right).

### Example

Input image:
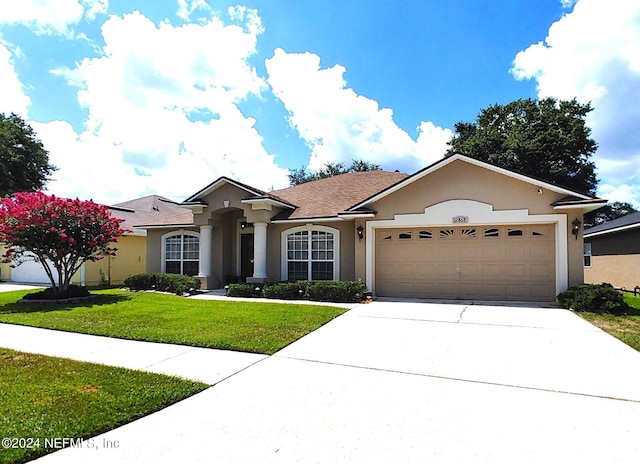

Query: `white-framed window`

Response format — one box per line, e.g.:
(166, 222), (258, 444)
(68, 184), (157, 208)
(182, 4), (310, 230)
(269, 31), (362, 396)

(583, 242), (592, 267)
(162, 230), (200, 276)
(282, 225), (340, 281)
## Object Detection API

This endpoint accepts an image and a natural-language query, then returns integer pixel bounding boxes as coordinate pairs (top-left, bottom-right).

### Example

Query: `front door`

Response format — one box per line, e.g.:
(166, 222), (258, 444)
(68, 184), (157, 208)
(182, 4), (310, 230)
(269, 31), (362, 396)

(241, 234), (254, 280)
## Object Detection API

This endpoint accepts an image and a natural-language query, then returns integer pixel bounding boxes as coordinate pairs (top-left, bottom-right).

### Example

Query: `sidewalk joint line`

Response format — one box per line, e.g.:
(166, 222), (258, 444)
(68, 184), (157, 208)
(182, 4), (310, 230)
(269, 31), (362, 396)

(352, 314), (598, 331)
(275, 355), (640, 404)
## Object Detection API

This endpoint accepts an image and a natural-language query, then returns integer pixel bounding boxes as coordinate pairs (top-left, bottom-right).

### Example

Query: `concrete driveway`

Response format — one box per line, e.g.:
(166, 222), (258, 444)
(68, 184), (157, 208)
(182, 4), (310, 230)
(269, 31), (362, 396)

(35, 301), (640, 463)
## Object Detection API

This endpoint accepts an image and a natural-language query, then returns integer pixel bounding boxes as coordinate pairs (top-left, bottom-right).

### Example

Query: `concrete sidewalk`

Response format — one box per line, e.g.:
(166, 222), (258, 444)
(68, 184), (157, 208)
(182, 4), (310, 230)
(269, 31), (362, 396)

(23, 300), (640, 463)
(0, 324), (266, 385)
(0, 283), (43, 292)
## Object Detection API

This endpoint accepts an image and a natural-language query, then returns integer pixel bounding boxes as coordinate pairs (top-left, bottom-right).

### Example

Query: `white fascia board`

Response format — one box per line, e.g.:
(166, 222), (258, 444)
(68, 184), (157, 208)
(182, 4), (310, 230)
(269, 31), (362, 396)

(271, 217), (345, 224)
(135, 223), (196, 229)
(552, 202), (607, 212)
(584, 222), (640, 238)
(337, 213), (376, 220)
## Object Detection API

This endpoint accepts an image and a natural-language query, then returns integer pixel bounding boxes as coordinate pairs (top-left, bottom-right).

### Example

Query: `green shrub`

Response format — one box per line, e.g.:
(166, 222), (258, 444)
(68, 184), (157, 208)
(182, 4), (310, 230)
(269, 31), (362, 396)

(262, 282), (306, 300)
(123, 273), (157, 291)
(124, 273), (201, 296)
(306, 280), (367, 303)
(557, 283), (630, 314)
(226, 283), (258, 298)
(227, 280), (367, 303)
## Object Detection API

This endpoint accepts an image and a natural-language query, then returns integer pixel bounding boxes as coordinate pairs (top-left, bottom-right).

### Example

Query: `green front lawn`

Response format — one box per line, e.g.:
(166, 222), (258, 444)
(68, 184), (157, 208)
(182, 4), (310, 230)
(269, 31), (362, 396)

(0, 289), (346, 355)
(0, 348), (207, 464)
(579, 293), (640, 352)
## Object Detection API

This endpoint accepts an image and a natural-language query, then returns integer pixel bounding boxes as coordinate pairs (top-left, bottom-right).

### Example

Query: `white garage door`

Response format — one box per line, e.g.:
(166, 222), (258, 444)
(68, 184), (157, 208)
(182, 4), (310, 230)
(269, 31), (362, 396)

(375, 224), (556, 301)
(10, 254), (58, 285)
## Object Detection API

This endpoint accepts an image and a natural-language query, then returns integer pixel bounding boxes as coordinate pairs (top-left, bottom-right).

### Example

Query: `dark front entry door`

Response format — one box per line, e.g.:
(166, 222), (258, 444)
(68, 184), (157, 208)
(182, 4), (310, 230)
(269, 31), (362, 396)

(241, 234), (254, 280)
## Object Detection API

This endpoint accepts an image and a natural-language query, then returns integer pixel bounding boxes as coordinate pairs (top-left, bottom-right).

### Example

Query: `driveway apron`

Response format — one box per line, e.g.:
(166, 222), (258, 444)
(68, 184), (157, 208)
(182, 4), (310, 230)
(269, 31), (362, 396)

(31, 301), (640, 463)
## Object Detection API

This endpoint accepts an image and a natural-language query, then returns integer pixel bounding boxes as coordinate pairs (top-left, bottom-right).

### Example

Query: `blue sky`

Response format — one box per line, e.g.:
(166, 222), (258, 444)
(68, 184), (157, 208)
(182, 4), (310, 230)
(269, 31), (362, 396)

(1, 0), (639, 207)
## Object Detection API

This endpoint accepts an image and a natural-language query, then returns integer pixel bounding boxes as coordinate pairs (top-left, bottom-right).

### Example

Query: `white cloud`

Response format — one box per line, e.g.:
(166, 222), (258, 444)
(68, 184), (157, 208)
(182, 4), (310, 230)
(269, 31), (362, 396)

(0, 0), (106, 36)
(177, 0), (213, 22)
(415, 121), (455, 167)
(46, 10), (287, 204)
(0, 42), (31, 117)
(511, 0), (640, 205)
(597, 183), (640, 210)
(560, 0), (577, 9)
(228, 5), (264, 36)
(82, 0), (108, 20)
(265, 48), (451, 173)
(32, 120), (146, 203)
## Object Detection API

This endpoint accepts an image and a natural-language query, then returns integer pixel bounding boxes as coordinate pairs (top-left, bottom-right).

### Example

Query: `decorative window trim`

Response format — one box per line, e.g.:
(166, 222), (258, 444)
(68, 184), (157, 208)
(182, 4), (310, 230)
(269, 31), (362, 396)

(508, 228), (524, 237)
(439, 229), (454, 239)
(161, 229), (200, 275)
(484, 227), (500, 238)
(281, 225), (340, 281)
(461, 228), (477, 238)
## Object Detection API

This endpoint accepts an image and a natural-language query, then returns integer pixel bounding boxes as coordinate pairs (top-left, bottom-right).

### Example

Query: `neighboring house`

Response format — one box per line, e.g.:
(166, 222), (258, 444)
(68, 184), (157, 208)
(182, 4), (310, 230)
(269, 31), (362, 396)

(140, 154), (605, 302)
(1, 195), (190, 286)
(584, 211), (640, 291)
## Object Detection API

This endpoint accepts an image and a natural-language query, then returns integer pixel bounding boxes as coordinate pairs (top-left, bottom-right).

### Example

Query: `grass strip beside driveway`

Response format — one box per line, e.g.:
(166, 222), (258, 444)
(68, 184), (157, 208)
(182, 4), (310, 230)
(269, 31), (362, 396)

(0, 289), (347, 355)
(579, 294), (640, 352)
(0, 348), (207, 464)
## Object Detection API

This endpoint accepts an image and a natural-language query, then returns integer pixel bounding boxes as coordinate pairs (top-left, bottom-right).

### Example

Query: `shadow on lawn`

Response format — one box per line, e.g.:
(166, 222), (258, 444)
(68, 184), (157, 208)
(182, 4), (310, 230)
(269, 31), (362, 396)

(0, 293), (131, 314)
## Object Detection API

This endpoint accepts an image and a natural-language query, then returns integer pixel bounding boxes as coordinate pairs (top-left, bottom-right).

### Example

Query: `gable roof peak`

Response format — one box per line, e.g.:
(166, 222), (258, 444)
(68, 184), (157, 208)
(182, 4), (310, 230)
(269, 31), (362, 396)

(347, 154), (599, 212)
(183, 176), (266, 203)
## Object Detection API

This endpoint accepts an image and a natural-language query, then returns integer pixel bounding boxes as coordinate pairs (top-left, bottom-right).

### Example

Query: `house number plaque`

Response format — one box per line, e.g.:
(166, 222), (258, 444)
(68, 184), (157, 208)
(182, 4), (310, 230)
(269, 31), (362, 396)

(452, 216), (469, 224)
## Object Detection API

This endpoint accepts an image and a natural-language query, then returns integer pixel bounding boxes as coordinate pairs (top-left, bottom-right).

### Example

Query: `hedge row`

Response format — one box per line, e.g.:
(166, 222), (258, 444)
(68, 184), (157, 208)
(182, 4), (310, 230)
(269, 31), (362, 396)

(227, 280), (368, 303)
(124, 273), (201, 296)
(557, 283), (629, 314)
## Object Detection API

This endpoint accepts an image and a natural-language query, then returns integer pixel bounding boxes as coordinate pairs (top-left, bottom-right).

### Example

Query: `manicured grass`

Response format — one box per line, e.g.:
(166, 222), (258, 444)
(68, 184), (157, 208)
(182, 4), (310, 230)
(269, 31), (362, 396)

(0, 289), (347, 355)
(578, 293), (640, 352)
(0, 348), (207, 464)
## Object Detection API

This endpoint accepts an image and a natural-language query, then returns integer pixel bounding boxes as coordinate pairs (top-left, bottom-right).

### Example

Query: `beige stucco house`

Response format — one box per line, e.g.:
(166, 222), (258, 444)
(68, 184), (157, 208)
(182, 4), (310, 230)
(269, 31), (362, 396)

(584, 211), (640, 291)
(139, 155), (606, 302)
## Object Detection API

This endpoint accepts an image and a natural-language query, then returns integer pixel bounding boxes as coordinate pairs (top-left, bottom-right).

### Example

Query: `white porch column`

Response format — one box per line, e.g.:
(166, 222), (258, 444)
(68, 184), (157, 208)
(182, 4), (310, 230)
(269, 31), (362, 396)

(253, 221), (268, 279)
(198, 224), (213, 277)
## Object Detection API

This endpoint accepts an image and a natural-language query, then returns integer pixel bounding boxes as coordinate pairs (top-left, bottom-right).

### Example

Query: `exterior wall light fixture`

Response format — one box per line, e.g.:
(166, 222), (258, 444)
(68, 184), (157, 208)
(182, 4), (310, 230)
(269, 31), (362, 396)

(357, 225), (364, 241)
(571, 218), (581, 240)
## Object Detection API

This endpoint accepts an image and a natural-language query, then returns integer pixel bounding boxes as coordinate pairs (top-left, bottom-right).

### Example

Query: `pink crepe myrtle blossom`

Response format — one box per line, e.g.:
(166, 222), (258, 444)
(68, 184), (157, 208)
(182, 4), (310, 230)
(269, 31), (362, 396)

(0, 191), (129, 296)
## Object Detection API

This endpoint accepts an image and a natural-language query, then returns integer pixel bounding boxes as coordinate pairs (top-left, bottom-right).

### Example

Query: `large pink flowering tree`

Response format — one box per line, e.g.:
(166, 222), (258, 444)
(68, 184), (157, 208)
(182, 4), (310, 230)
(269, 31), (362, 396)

(0, 191), (126, 297)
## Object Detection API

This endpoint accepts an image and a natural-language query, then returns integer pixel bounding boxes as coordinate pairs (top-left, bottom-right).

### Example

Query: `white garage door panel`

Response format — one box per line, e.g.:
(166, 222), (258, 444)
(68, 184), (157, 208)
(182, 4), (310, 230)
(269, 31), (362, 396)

(11, 254), (58, 284)
(375, 224), (556, 301)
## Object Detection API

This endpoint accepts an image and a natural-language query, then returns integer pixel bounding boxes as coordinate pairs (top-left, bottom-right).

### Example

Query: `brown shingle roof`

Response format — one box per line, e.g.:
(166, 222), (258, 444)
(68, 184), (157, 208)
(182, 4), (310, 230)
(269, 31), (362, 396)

(110, 195), (193, 232)
(268, 171), (408, 220)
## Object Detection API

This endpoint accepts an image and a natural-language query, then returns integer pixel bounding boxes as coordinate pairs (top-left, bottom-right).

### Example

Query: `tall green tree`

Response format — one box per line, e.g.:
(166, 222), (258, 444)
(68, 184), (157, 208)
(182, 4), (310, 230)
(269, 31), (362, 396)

(0, 113), (56, 197)
(289, 159), (381, 186)
(446, 98), (598, 195)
